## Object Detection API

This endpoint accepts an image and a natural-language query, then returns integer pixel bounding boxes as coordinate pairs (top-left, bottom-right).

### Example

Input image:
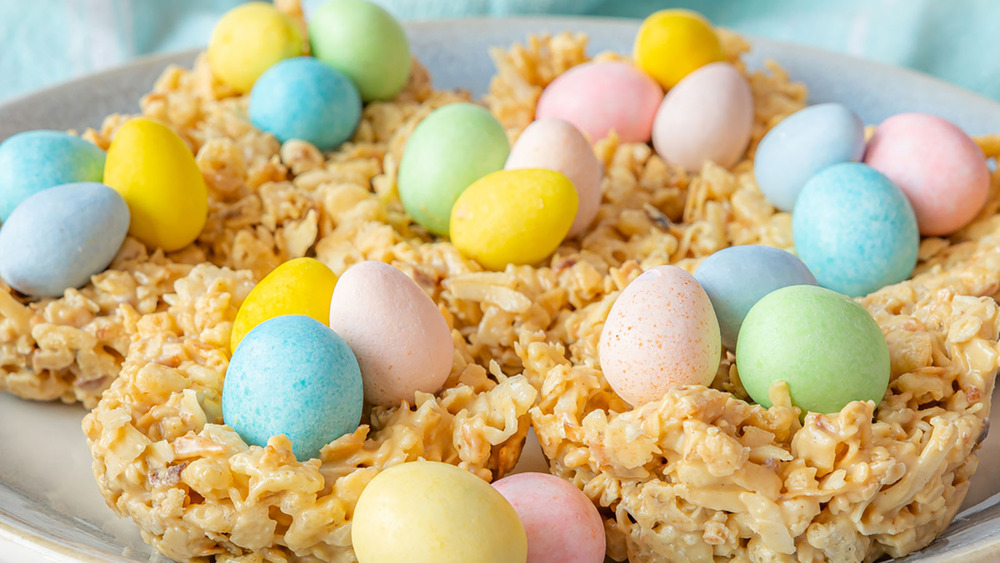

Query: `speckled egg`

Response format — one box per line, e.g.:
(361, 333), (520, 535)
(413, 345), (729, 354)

(694, 245), (817, 351)
(793, 163), (919, 297)
(599, 265), (721, 406)
(754, 103), (866, 212)
(352, 461), (527, 563)
(222, 314), (363, 461)
(535, 61), (663, 143)
(0, 182), (129, 298)
(864, 113), (990, 236)
(207, 1), (303, 93)
(0, 130), (106, 220)
(652, 62), (753, 172)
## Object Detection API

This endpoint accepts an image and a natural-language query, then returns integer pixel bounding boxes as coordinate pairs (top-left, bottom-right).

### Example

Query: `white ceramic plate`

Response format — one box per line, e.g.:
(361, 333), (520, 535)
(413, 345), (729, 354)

(3, 16), (1000, 563)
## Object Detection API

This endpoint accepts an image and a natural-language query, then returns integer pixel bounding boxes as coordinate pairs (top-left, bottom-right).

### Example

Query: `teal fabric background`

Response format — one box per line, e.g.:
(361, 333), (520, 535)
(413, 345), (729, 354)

(1, 0), (997, 102)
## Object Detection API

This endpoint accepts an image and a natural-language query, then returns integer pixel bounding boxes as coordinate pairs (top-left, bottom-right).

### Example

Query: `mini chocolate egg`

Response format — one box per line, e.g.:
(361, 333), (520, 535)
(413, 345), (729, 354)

(0, 130), (106, 220)
(599, 265), (721, 406)
(492, 472), (606, 563)
(207, 2), (303, 93)
(535, 61), (663, 143)
(249, 57), (362, 151)
(736, 284), (890, 414)
(694, 245), (817, 351)
(864, 113), (990, 236)
(505, 118), (603, 238)
(633, 9), (724, 90)
(328, 261), (453, 407)
(0, 182), (128, 298)
(222, 315), (363, 461)
(352, 461), (527, 563)
(793, 163), (918, 297)
(754, 103), (866, 212)
(651, 62), (753, 172)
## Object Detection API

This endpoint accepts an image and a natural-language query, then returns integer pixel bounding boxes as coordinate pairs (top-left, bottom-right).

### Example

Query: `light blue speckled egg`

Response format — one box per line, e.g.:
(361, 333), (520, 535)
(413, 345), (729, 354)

(754, 103), (866, 212)
(793, 163), (918, 298)
(0, 130), (106, 220)
(222, 314), (363, 461)
(0, 182), (129, 297)
(249, 57), (362, 151)
(694, 245), (816, 350)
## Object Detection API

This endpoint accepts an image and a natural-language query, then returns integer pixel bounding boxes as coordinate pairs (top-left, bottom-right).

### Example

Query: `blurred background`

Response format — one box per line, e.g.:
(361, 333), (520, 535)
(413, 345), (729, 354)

(1, 0), (997, 103)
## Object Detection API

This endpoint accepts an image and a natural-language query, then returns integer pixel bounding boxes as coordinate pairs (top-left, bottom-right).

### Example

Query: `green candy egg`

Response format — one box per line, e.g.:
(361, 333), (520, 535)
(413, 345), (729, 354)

(735, 284), (889, 414)
(308, 0), (411, 102)
(398, 103), (510, 235)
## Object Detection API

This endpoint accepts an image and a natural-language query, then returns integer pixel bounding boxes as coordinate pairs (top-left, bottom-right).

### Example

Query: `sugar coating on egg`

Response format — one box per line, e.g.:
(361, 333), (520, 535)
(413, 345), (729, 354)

(633, 9), (724, 90)
(207, 1), (303, 93)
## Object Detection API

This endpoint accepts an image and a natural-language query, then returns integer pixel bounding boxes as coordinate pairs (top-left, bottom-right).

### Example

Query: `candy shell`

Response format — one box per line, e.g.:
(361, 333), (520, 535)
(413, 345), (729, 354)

(207, 1), (303, 93)
(633, 9), (724, 90)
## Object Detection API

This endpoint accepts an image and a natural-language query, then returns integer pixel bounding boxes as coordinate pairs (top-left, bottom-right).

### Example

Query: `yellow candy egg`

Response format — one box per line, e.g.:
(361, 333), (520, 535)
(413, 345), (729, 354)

(450, 169), (577, 270)
(230, 257), (338, 352)
(207, 2), (303, 93)
(633, 9), (724, 90)
(103, 118), (208, 252)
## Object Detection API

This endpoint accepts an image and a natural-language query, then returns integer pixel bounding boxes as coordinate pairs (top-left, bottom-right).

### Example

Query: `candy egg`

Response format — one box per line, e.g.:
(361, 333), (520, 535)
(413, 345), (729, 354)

(633, 9), (724, 90)
(492, 472), (606, 563)
(103, 118), (208, 252)
(0, 183), (128, 298)
(864, 113), (990, 236)
(398, 103), (510, 235)
(450, 169), (577, 270)
(535, 61), (663, 143)
(736, 284), (890, 414)
(754, 103), (866, 212)
(0, 130), (105, 220)
(793, 163), (918, 297)
(652, 62), (753, 172)
(505, 118), (603, 238)
(599, 265), (721, 406)
(222, 315), (363, 461)
(249, 57), (362, 151)
(329, 261), (453, 406)
(352, 461), (527, 563)
(308, 0), (411, 102)
(207, 1), (303, 93)
(694, 245), (817, 351)
(231, 257), (338, 352)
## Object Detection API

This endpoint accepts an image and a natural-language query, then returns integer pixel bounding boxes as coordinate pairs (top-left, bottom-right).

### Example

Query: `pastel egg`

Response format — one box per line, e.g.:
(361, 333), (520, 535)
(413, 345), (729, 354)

(652, 62), (754, 172)
(633, 9), (724, 90)
(222, 315), (363, 461)
(505, 119), (603, 238)
(694, 245), (817, 351)
(308, 0), (411, 102)
(754, 103), (866, 212)
(398, 103), (510, 235)
(249, 57), (362, 151)
(352, 461), (527, 563)
(599, 265), (721, 406)
(450, 169), (577, 270)
(0, 130), (105, 220)
(864, 113), (990, 236)
(492, 472), (606, 563)
(736, 284), (890, 414)
(0, 183), (128, 298)
(535, 61), (663, 143)
(231, 257), (338, 353)
(207, 1), (303, 93)
(793, 163), (918, 297)
(329, 261), (453, 407)
(103, 118), (208, 252)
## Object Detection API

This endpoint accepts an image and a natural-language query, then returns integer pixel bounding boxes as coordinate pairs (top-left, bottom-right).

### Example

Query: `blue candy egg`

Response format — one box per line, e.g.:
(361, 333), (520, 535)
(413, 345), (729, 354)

(793, 163), (919, 297)
(694, 245), (816, 350)
(249, 57), (362, 151)
(754, 103), (865, 212)
(0, 182), (129, 297)
(0, 130), (106, 220)
(222, 314), (363, 461)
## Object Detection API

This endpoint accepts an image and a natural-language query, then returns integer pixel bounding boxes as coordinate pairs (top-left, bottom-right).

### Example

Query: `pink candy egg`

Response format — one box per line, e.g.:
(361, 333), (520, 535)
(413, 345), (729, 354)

(535, 61), (663, 143)
(491, 472), (606, 563)
(864, 113), (989, 236)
